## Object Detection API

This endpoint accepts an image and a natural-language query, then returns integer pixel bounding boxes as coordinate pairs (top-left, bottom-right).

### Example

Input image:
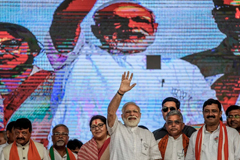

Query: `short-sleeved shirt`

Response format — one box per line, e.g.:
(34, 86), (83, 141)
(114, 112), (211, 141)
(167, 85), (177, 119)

(107, 116), (162, 160)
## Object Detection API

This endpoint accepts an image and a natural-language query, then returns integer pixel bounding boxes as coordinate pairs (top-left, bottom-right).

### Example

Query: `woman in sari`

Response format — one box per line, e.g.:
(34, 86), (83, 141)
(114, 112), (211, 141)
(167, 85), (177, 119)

(77, 115), (110, 160)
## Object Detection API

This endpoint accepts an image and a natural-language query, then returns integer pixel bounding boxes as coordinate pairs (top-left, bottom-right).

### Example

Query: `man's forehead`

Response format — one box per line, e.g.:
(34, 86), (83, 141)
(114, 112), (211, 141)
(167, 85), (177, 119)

(15, 128), (29, 131)
(204, 104), (219, 110)
(0, 31), (15, 42)
(167, 115), (181, 120)
(224, 0), (240, 6)
(54, 126), (68, 132)
(228, 109), (240, 114)
(163, 101), (177, 108)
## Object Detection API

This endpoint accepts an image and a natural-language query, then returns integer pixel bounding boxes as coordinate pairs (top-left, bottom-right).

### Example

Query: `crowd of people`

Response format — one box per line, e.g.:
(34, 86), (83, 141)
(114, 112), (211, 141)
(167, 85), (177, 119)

(0, 71), (239, 160)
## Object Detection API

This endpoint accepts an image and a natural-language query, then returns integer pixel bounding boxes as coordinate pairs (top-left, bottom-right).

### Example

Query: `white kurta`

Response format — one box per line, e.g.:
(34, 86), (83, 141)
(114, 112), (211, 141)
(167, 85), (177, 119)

(159, 134), (185, 160)
(107, 116), (162, 160)
(186, 125), (240, 160)
(48, 148), (77, 160)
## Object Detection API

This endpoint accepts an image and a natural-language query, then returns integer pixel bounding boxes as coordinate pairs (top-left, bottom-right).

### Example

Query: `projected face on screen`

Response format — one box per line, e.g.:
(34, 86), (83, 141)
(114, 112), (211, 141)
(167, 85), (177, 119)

(0, 23), (39, 78)
(92, 2), (158, 54)
(213, 0), (240, 39)
(0, 31), (29, 71)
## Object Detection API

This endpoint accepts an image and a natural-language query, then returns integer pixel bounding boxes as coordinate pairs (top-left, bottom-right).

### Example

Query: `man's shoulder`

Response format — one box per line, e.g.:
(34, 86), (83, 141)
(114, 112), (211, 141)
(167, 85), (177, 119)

(33, 141), (45, 148)
(2, 143), (12, 152)
(152, 126), (168, 140)
(226, 126), (240, 136)
(182, 125), (197, 138)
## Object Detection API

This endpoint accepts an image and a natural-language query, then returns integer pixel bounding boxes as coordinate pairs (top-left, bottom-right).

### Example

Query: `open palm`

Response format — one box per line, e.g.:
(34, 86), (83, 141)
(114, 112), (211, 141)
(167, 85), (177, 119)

(119, 71), (136, 94)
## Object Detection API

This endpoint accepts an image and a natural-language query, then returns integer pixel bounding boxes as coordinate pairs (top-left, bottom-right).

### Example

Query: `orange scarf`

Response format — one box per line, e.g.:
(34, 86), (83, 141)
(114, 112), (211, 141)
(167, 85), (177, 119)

(158, 133), (189, 160)
(195, 121), (228, 160)
(9, 139), (41, 160)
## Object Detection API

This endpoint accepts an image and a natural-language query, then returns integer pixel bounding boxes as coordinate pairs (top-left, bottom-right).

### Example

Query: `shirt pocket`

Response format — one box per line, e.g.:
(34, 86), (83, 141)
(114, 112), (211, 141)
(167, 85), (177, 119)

(141, 140), (149, 156)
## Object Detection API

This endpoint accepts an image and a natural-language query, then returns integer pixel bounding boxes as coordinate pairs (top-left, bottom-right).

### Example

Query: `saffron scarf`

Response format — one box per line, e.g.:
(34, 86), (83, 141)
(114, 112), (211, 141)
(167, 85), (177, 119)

(9, 139), (41, 160)
(49, 146), (76, 160)
(78, 136), (110, 160)
(195, 121), (228, 160)
(158, 133), (189, 160)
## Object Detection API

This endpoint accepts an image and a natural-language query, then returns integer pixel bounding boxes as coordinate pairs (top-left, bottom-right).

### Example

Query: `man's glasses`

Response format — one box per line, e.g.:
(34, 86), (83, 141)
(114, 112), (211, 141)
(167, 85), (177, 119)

(227, 115), (240, 119)
(166, 120), (182, 125)
(162, 107), (176, 113)
(0, 39), (22, 51)
(90, 123), (105, 131)
(53, 132), (68, 137)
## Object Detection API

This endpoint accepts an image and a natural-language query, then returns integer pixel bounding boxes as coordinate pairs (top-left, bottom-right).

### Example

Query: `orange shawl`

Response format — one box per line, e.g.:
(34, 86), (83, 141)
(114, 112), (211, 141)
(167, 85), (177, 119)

(9, 139), (41, 160)
(195, 121), (228, 160)
(158, 133), (189, 160)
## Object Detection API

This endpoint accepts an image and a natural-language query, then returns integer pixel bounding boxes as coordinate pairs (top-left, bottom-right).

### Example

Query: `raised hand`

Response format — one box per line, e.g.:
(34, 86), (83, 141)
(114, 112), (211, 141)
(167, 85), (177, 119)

(118, 71), (136, 94)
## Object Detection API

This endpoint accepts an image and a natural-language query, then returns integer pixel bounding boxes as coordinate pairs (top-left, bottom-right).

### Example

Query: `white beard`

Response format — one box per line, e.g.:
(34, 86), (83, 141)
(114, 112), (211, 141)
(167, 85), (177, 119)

(56, 140), (65, 147)
(123, 116), (140, 127)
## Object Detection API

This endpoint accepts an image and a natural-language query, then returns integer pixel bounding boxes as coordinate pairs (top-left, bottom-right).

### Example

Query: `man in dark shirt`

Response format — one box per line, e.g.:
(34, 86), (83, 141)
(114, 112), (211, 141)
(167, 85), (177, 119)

(153, 97), (196, 141)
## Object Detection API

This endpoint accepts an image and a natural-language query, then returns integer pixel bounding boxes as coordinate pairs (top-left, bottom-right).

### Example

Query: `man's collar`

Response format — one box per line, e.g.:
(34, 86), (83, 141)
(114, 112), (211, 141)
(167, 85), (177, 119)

(204, 123), (220, 133)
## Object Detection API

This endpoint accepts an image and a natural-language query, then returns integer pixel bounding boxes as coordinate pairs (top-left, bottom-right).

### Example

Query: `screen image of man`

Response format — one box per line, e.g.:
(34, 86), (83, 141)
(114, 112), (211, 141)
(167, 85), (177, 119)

(225, 105), (240, 133)
(46, 0), (217, 141)
(107, 71), (162, 160)
(158, 110), (189, 160)
(0, 22), (54, 145)
(186, 99), (240, 160)
(0, 118), (50, 160)
(153, 97), (196, 141)
(182, 0), (240, 111)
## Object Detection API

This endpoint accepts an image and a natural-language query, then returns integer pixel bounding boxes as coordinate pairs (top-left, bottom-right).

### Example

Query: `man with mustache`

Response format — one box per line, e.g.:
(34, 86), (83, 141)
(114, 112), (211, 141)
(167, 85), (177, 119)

(0, 118), (49, 160)
(153, 97), (196, 142)
(0, 22), (54, 145)
(49, 124), (77, 160)
(158, 110), (189, 160)
(48, 0), (216, 142)
(107, 71), (162, 160)
(182, 0), (240, 112)
(225, 105), (240, 134)
(186, 99), (240, 160)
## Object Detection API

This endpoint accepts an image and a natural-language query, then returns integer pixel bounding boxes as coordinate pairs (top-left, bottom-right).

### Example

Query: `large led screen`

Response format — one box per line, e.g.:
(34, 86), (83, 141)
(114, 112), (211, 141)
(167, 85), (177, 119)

(0, 0), (239, 146)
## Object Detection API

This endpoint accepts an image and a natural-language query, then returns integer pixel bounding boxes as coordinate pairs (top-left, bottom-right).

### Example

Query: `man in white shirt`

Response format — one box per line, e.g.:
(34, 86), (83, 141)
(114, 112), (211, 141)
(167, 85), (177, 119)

(107, 71), (162, 160)
(46, 0), (217, 143)
(49, 124), (77, 160)
(0, 118), (49, 160)
(225, 105), (240, 134)
(158, 110), (189, 160)
(186, 99), (240, 160)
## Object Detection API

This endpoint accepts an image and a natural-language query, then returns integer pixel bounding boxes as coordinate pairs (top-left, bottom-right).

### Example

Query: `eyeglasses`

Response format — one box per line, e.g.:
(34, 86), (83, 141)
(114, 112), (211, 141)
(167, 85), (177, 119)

(162, 107), (176, 113)
(166, 120), (182, 125)
(227, 115), (240, 119)
(53, 132), (68, 137)
(90, 123), (105, 131)
(0, 39), (22, 51)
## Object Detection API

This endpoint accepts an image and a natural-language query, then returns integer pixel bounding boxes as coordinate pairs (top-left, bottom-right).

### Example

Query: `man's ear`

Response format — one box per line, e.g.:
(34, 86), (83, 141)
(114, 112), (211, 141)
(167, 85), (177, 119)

(6, 130), (10, 139)
(182, 123), (185, 130)
(178, 109), (181, 112)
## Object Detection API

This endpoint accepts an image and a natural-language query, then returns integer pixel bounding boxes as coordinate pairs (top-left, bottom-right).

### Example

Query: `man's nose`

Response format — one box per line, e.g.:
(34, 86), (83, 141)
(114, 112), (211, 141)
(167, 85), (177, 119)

(128, 18), (137, 28)
(235, 8), (240, 19)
